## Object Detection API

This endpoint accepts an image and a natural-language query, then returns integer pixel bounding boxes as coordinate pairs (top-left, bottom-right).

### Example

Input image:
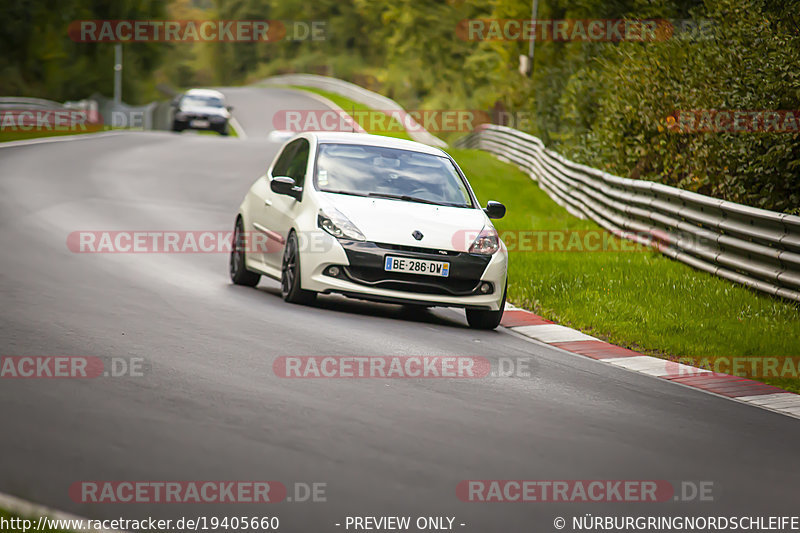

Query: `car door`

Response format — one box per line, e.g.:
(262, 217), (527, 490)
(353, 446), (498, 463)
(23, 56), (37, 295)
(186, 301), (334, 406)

(263, 138), (311, 268)
(248, 140), (299, 268)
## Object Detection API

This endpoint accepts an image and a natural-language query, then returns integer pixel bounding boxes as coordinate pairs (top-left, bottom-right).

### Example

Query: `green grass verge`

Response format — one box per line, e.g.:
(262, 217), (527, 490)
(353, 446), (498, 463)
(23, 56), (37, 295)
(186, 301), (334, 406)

(0, 127), (107, 143)
(286, 83), (800, 393)
(0, 124), (237, 143)
(288, 86), (413, 141)
(450, 148), (800, 393)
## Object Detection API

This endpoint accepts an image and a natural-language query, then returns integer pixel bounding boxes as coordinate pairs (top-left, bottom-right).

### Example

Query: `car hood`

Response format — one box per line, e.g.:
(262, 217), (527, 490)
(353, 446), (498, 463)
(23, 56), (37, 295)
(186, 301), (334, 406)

(320, 193), (489, 252)
(180, 105), (228, 118)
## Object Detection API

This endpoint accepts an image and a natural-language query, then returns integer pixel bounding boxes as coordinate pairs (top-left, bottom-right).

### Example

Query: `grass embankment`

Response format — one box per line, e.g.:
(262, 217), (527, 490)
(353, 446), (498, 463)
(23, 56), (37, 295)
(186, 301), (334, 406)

(452, 148), (800, 393)
(0, 126), (105, 143)
(289, 85), (800, 393)
(287, 86), (413, 141)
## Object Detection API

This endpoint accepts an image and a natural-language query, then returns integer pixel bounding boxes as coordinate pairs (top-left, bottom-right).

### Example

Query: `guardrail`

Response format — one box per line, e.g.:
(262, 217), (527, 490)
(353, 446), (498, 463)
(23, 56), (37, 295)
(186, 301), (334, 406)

(261, 74), (447, 148)
(457, 124), (800, 302)
(0, 97), (67, 109)
(0, 95), (171, 131)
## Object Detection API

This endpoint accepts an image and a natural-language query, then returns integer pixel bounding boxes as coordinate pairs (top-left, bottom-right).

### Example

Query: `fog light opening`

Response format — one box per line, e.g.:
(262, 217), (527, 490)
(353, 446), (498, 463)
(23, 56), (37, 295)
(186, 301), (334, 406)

(480, 282), (493, 294)
(326, 266), (341, 277)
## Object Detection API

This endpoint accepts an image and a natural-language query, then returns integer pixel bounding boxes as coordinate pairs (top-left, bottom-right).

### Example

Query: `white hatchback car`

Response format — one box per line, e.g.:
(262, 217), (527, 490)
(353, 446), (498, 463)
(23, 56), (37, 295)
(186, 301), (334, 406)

(231, 132), (508, 329)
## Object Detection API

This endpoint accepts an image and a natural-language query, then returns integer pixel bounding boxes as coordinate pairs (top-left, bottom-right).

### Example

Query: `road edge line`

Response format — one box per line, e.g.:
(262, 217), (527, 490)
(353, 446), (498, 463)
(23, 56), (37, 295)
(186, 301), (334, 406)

(228, 117), (247, 139)
(499, 306), (800, 420)
(0, 131), (126, 150)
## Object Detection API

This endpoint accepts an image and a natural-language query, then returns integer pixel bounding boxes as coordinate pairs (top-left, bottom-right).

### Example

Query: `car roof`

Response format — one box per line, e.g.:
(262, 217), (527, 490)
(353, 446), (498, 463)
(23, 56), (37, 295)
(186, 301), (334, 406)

(306, 132), (447, 157)
(185, 89), (225, 99)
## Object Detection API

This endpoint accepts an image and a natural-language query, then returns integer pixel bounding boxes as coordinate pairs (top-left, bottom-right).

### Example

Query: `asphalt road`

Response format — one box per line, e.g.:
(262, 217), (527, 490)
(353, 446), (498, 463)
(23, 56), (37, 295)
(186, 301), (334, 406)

(1, 86), (798, 532)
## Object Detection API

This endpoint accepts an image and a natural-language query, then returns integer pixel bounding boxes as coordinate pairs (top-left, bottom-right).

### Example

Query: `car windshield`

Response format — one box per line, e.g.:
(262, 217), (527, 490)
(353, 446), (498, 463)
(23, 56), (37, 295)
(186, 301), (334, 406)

(182, 94), (224, 108)
(315, 143), (473, 207)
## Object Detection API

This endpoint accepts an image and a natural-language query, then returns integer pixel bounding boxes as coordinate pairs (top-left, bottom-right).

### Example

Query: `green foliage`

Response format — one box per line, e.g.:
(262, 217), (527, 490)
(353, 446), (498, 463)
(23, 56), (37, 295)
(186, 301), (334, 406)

(4, 0), (798, 212)
(548, 0), (800, 213)
(0, 0), (168, 103)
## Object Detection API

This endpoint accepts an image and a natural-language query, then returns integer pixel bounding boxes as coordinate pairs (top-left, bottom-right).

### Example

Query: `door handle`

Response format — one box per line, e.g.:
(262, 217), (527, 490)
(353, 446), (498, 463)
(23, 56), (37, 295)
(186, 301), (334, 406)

(264, 198), (272, 207)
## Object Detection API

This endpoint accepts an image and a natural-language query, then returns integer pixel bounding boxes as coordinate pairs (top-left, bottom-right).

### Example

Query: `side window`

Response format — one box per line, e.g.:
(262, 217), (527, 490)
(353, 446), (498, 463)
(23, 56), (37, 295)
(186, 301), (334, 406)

(285, 139), (310, 183)
(272, 140), (300, 177)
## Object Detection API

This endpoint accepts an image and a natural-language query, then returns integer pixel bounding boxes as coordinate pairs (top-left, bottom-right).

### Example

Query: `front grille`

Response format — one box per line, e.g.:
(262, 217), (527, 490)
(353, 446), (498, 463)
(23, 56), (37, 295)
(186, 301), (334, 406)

(375, 242), (459, 256)
(179, 113), (209, 120)
(343, 266), (481, 296)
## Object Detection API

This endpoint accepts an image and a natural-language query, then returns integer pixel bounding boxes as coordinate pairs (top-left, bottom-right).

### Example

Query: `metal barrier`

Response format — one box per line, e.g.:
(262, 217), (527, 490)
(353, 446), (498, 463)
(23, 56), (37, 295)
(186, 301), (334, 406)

(457, 124), (800, 302)
(261, 74), (447, 148)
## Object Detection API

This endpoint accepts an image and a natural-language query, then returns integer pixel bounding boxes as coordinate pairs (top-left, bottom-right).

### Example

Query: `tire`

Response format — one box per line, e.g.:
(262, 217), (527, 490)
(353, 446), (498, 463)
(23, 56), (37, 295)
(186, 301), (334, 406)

(465, 282), (507, 330)
(281, 231), (316, 305)
(230, 218), (260, 287)
(219, 125), (229, 136)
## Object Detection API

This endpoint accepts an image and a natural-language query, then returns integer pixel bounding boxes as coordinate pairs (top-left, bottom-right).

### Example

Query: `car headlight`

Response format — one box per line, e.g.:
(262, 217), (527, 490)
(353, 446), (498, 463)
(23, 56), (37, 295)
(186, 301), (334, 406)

(175, 112), (187, 120)
(468, 226), (499, 255)
(317, 208), (366, 241)
(210, 115), (225, 122)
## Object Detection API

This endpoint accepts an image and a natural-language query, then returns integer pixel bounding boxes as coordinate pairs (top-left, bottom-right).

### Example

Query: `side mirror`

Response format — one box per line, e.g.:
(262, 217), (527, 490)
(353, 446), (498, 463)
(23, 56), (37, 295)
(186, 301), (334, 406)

(271, 176), (302, 200)
(484, 201), (506, 219)
(226, 105), (234, 112)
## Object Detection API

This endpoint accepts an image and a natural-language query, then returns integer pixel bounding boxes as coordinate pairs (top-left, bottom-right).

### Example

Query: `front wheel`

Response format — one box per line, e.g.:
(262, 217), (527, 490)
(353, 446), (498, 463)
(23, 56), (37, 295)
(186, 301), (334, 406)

(230, 218), (260, 287)
(465, 282), (506, 330)
(281, 231), (316, 305)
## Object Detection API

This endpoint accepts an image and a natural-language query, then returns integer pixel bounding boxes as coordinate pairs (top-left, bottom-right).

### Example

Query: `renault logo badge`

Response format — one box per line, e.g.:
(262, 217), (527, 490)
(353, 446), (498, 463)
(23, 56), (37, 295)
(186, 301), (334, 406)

(412, 230), (424, 241)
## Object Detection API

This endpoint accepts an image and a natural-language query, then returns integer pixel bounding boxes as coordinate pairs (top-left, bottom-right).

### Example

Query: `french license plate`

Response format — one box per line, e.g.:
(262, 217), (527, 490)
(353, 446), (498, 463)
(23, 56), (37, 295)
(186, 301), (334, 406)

(190, 119), (210, 128)
(384, 256), (449, 277)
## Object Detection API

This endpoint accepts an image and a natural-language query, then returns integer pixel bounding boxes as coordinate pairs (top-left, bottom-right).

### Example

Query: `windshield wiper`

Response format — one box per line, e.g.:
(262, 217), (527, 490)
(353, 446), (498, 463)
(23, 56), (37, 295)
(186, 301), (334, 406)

(320, 189), (369, 197)
(367, 192), (466, 207)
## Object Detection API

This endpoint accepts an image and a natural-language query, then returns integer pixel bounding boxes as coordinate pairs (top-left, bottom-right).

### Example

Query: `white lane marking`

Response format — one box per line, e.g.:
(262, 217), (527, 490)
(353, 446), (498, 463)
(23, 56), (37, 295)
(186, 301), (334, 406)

(229, 116), (248, 139)
(744, 395), (800, 410)
(764, 398), (800, 409)
(737, 392), (797, 404)
(737, 393), (800, 408)
(501, 317), (800, 420)
(512, 324), (597, 343)
(0, 491), (122, 533)
(603, 355), (712, 377)
(0, 130), (125, 149)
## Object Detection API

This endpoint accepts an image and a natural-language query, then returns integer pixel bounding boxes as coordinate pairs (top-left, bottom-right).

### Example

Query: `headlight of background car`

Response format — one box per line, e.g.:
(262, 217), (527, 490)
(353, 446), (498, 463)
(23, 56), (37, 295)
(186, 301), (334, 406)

(317, 207), (366, 241)
(468, 226), (499, 255)
(175, 112), (188, 120)
(210, 115), (225, 122)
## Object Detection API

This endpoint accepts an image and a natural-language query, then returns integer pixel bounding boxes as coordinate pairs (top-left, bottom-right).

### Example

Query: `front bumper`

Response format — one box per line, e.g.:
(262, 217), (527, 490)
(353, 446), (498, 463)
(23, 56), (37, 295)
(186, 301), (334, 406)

(300, 234), (507, 310)
(173, 114), (228, 132)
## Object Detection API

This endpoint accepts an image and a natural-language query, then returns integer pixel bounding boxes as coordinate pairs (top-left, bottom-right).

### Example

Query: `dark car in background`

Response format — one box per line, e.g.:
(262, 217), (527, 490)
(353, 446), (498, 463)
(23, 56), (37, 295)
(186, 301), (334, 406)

(171, 88), (231, 135)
